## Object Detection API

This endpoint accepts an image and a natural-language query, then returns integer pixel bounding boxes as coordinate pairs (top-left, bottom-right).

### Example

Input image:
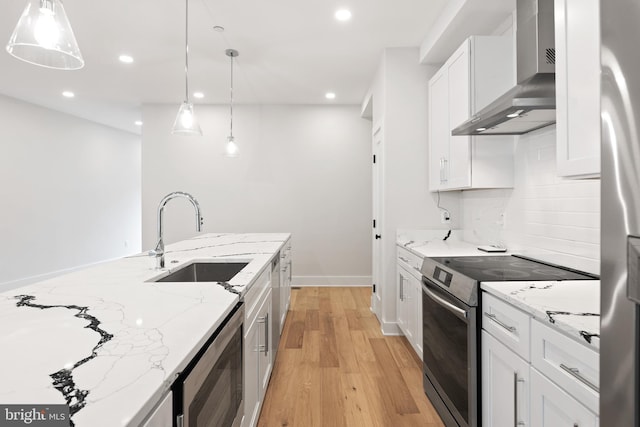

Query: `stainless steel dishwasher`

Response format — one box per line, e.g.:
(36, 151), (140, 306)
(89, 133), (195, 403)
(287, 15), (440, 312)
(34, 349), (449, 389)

(270, 254), (281, 361)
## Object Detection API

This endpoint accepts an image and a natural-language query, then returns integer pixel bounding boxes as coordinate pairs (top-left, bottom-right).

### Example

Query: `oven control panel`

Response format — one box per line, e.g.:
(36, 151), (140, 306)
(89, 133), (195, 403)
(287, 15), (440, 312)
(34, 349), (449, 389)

(433, 267), (453, 287)
(421, 257), (478, 306)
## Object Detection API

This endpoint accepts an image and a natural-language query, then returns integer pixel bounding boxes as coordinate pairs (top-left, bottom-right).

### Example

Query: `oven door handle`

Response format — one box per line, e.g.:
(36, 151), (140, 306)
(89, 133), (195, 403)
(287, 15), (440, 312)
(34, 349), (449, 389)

(422, 282), (468, 319)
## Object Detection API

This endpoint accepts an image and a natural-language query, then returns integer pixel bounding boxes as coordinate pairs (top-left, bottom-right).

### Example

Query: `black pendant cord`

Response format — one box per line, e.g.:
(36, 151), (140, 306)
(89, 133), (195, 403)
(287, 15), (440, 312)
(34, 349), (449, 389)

(15, 295), (113, 426)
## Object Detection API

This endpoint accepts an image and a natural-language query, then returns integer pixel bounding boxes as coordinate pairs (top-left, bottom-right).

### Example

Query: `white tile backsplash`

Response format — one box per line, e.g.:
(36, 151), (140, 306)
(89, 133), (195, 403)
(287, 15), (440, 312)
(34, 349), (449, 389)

(462, 126), (600, 274)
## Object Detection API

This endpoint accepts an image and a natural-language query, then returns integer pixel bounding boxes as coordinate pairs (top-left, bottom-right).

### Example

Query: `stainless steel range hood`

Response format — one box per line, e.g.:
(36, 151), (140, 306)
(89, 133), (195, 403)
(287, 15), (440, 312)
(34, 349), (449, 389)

(452, 0), (556, 136)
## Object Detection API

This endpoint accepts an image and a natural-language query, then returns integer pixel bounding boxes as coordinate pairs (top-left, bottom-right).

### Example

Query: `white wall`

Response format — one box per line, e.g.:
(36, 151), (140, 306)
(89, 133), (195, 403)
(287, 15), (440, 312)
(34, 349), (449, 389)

(462, 126), (600, 274)
(0, 94), (142, 290)
(369, 48), (461, 333)
(141, 104), (372, 286)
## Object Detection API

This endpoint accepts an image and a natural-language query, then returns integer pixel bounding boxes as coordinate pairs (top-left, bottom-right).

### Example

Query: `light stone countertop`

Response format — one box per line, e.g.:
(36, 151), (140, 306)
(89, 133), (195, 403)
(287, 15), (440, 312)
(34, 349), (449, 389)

(481, 280), (600, 350)
(397, 229), (497, 258)
(0, 233), (290, 427)
(396, 229), (599, 351)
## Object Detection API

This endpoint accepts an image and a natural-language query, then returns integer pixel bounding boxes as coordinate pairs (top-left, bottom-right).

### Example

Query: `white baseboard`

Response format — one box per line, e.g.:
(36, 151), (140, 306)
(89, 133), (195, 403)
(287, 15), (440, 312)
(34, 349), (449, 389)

(380, 320), (403, 336)
(292, 276), (372, 287)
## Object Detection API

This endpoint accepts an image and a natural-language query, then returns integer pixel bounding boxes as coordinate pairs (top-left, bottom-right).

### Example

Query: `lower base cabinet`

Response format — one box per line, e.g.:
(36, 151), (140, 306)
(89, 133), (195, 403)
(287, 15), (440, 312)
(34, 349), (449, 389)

(481, 331), (529, 427)
(530, 369), (599, 427)
(481, 291), (599, 427)
(242, 271), (274, 427)
(396, 247), (423, 359)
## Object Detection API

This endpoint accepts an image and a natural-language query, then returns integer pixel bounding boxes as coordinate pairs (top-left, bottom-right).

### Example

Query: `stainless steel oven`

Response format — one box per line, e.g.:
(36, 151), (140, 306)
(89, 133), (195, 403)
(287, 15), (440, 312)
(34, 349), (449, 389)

(174, 303), (243, 427)
(422, 277), (477, 427)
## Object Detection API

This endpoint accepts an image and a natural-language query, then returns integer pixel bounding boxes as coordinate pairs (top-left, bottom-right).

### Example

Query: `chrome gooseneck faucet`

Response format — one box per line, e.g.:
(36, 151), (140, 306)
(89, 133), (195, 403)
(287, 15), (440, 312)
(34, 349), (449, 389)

(153, 191), (203, 269)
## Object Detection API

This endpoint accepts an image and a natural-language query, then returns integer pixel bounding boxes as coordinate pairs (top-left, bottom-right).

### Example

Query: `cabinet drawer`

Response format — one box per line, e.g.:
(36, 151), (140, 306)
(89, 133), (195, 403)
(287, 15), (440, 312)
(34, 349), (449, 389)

(531, 319), (599, 412)
(482, 292), (531, 361)
(397, 246), (424, 278)
(244, 268), (271, 323)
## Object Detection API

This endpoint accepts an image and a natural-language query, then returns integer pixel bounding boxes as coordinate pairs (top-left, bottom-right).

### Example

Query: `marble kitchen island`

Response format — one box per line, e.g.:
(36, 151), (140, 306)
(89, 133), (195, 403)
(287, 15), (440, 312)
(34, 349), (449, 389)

(0, 233), (290, 427)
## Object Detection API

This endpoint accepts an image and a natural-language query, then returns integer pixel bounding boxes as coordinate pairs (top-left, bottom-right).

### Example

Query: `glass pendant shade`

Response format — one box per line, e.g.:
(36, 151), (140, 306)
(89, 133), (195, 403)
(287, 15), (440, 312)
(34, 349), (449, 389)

(172, 101), (202, 136)
(6, 0), (84, 70)
(225, 135), (239, 157)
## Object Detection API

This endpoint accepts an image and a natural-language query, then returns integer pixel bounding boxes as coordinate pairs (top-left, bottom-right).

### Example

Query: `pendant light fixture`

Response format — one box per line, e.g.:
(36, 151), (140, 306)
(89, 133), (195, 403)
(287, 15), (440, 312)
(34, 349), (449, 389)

(225, 49), (239, 157)
(6, 0), (84, 70)
(172, 0), (202, 136)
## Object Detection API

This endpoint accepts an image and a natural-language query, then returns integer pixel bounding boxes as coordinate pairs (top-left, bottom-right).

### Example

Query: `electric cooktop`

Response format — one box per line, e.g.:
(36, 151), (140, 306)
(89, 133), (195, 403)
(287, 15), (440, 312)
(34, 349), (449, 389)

(420, 255), (599, 306)
(427, 255), (598, 282)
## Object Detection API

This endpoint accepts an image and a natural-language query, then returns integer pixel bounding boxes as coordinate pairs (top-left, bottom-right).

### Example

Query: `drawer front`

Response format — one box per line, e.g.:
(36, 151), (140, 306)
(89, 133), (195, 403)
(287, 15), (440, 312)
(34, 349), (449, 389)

(531, 319), (599, 412)
(397, 246), (424, 278)
(281, 240), (292, 262)
(482, 292), (531, 361)
(244, 268), (271, 323)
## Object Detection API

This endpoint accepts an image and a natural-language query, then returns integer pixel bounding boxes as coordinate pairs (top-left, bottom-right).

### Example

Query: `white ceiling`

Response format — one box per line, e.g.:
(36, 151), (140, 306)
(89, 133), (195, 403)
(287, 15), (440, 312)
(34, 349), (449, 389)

(0, 0), (448, 134)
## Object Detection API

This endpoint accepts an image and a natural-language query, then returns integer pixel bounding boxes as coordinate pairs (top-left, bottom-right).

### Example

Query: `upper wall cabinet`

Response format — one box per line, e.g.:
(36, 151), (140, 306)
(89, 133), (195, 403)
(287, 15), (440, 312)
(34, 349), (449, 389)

(429, 36), (516, 192)
(555, 0), (601, 178)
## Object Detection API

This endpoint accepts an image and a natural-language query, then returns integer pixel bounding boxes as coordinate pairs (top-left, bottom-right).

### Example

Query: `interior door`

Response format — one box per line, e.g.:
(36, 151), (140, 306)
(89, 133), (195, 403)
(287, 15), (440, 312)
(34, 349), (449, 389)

(371, 125), (383, 317)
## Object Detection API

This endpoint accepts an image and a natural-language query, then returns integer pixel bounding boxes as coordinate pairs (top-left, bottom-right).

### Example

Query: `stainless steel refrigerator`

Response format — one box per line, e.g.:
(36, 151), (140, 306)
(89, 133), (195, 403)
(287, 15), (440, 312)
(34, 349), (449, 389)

(601, 1), (640, 424)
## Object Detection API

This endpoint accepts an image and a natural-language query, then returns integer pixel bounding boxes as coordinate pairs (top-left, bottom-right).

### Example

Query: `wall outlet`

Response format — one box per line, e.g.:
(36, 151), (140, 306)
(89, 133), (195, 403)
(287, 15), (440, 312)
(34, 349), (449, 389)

(124, 240), (129, 248)
(497, 212), (506, 229)
(440, 211), (451, 224)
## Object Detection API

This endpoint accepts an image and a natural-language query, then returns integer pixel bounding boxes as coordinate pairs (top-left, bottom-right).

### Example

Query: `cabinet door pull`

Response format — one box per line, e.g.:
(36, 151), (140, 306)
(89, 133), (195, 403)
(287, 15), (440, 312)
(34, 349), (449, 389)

(257, 315), (269, 353)
(264, 313), (269, 354)
(443, 158), (448, 182)
(399, 278), (404, 301)
(399, 256), (410, 263)
(514, 373), (525, 426)
(484, 312), (517, 333)
(559, 363), (599, 392)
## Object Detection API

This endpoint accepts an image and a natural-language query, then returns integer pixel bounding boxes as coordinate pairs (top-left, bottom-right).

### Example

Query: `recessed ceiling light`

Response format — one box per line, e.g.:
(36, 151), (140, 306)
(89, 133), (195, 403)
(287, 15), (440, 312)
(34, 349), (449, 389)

(134, 120), (143, 126)
(213, 26), (225, 32)
(335, 9), (352, 21)
(119, 55), (134, 64)
(325, 92), (336, 100)
(193, 92), (205, 99)
(476, 127), (487, 132)
(62, 91), (75, 98)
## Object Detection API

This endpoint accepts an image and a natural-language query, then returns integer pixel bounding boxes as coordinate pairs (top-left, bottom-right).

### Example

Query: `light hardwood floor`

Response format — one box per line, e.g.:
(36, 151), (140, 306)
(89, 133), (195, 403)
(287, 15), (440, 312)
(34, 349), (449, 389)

(257, 287), (444, 427)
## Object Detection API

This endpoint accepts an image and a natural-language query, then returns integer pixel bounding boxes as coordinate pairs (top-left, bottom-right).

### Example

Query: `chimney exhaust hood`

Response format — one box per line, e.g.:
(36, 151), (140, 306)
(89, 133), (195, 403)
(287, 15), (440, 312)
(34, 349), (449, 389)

(452, 0), (556, 136)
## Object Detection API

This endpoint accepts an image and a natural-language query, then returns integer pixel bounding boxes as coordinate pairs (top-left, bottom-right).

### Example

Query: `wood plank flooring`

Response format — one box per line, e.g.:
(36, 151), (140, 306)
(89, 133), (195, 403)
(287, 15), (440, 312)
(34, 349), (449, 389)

(258, 287), (444, 427)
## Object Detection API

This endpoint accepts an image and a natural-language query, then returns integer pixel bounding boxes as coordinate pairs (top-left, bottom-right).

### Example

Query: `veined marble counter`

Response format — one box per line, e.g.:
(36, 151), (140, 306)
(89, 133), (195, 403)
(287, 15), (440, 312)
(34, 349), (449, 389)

(481, 280), (600, 350)
(397, 229), (502, 258)
(0, 233), (290, 427)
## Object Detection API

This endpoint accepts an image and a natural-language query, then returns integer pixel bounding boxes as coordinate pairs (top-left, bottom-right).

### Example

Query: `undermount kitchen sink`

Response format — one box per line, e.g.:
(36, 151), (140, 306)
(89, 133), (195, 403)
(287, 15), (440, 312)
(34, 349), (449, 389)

(152, 261), (249, 283)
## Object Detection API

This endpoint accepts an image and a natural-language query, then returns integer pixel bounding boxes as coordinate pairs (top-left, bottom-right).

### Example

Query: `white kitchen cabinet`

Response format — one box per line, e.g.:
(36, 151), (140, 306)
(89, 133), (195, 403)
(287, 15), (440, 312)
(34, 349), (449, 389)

(482, 331), (530, 427)
(530, 368), (598, 427)
(279, 239), (292, 332)
(555, 0), (601, 178)
(482, 291), (599, 427)
(531, 319), (599, 412)
(243, 269), (273, 427)
(482, 292), (531, 361)
(428, 36), (515, 191)
(396, 247), (423, 359)
(243, 317), (260, 427)
(257, 289), (273, 396)
(141, 391), (172, 427)
(397, 265), (414, 342)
